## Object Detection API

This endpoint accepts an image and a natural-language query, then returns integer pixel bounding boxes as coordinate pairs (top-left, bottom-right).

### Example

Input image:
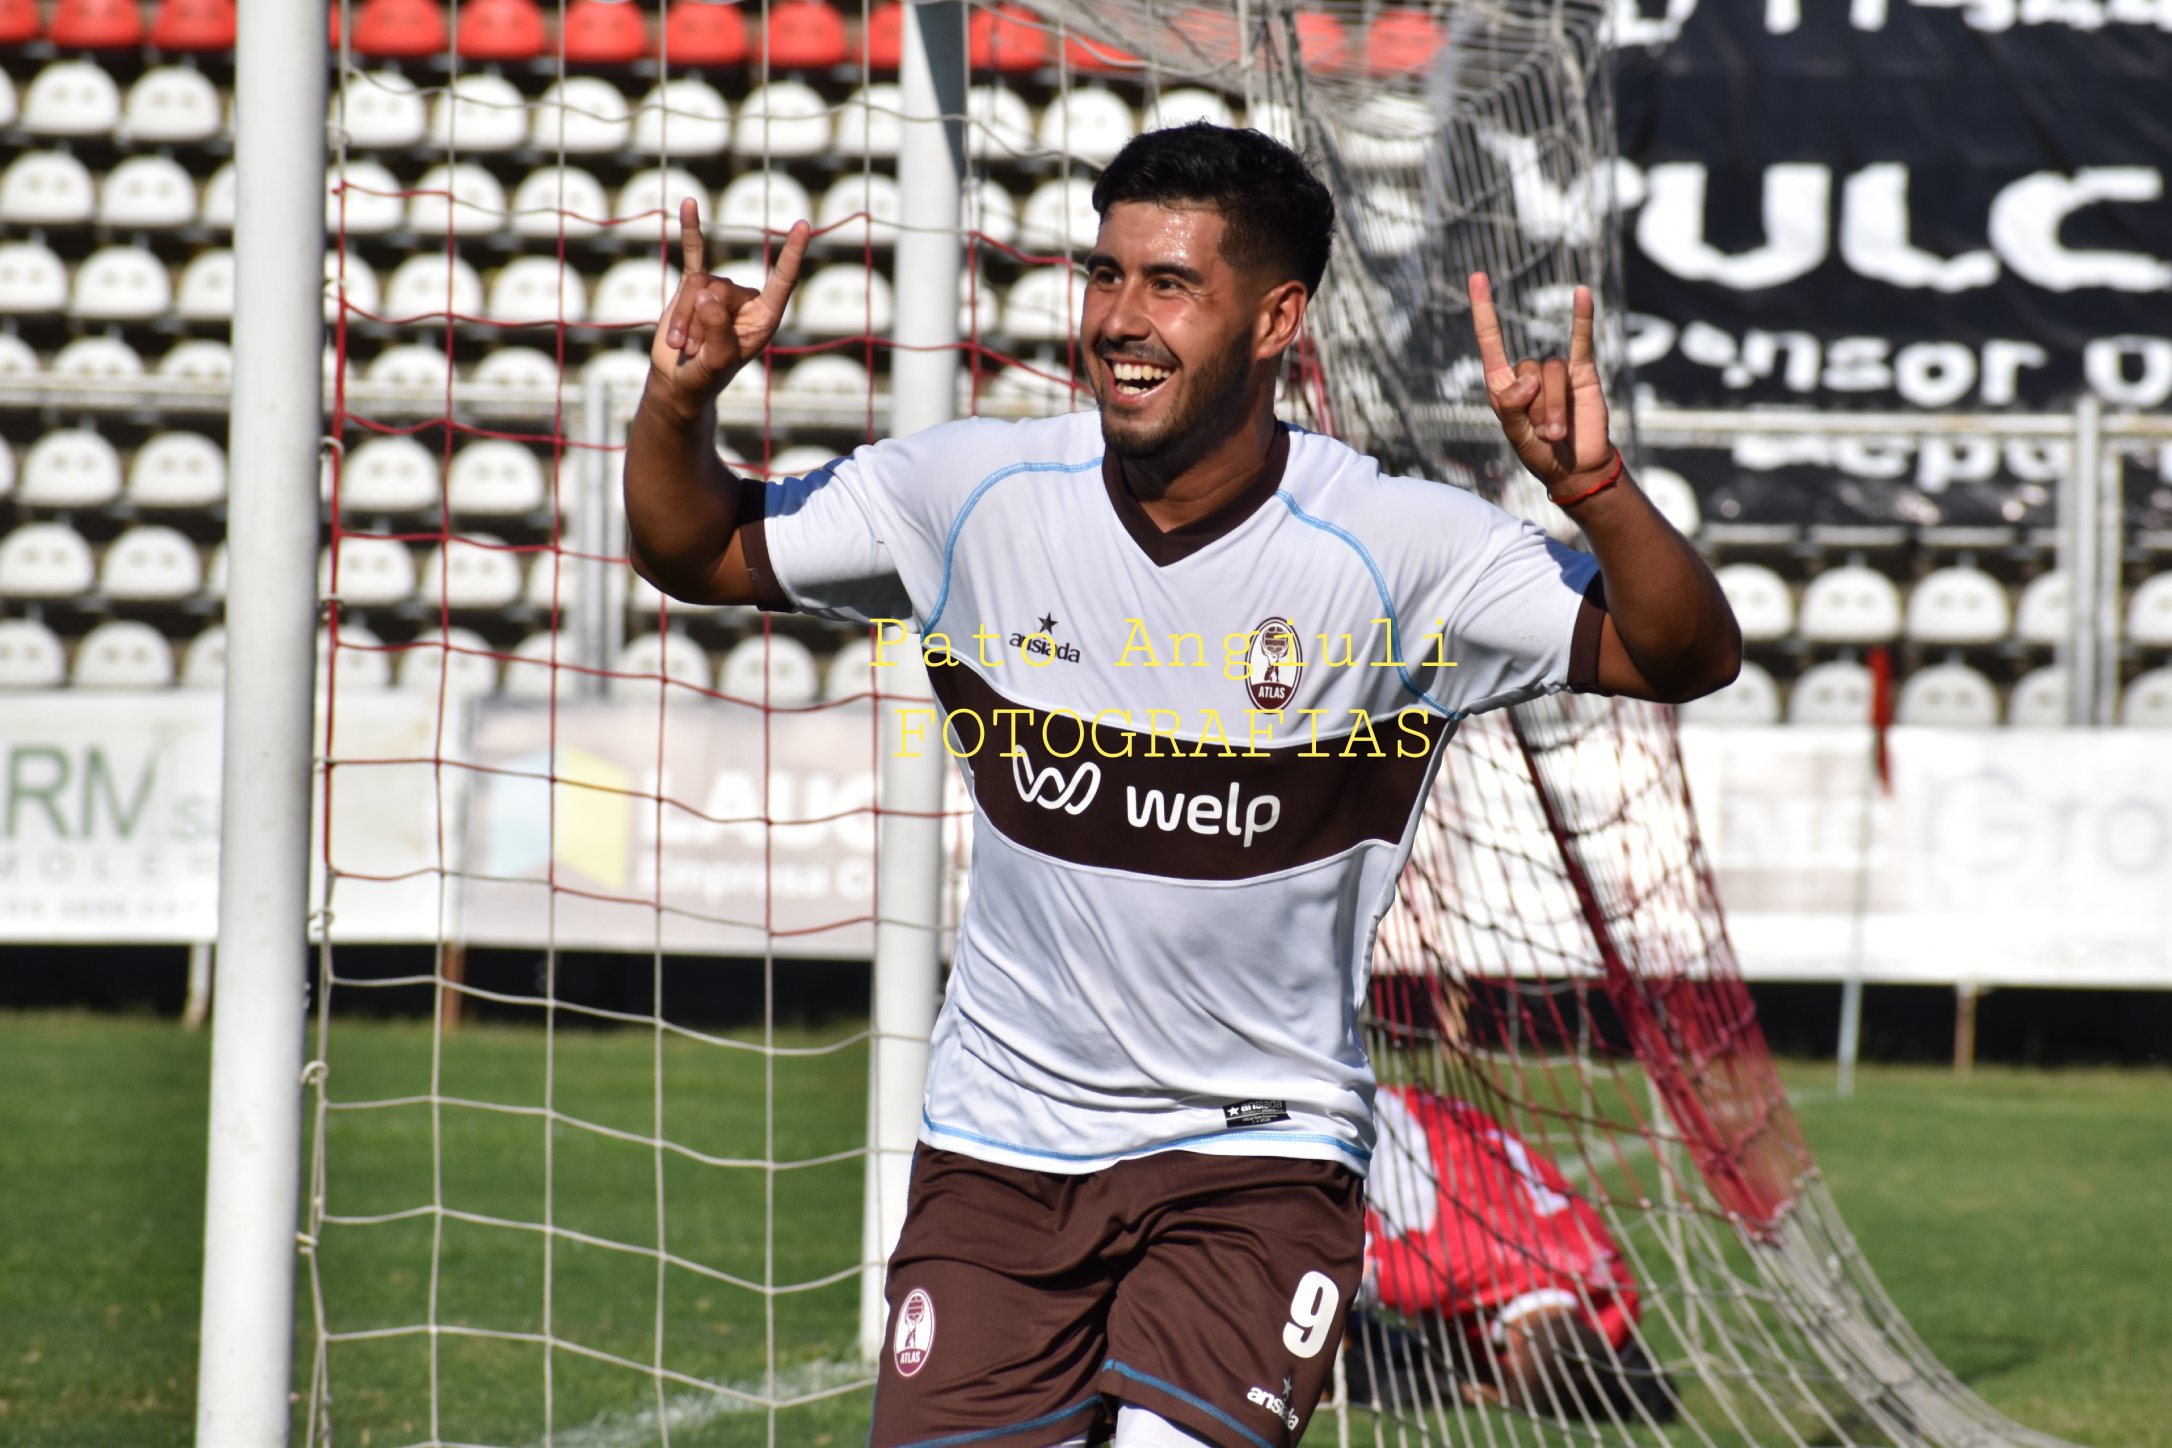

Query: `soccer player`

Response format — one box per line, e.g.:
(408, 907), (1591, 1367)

(625, 123), (1737, 1448)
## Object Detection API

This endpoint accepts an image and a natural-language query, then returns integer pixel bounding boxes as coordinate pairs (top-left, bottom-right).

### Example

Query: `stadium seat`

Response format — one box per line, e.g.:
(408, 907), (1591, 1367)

(1295, 8), (1351, 70)
(661, 0), (748, 66)
(796, 263), (894, 337)
(151, 0), (238, 51)
(179, 625), (225, 688)
(510, 166), (608, 238)
(501, 630), (570, 696)
(0, 522), (96, 599)
(718, 634), (820, 706)
(419, 534), (524, 611)
(1905, 565), (2009, 646)
(2008, 666), (2068, 727)
(982, 362), (1086, 412)
(485, 256), (589, 326)
(470, 346), (561, 394)
(1637, 464), (1701, 538)
(733, 79), (832, 159)
(581, 346), (677, 399)
(1002, 266), (1083, 344)
(0, 0), (35, 47)
(175, 249), (237, 322)
(589, 255), (678, 328)
(446, 439), (548, 517)
(1064, 27), (1137, 71)
(631, 78), (732, 158)
(1787, 660), (1875, 725)
(822, 635), (875, 701)
(764, 0), (848, 66)
(1343, 93), (1433, 169)
(406, 162), (507, 237)
(382, 253), (485, 322)
(319, 535), (419, 608)
(339, 435), (441, 515)
(51, 0), (144, 45)
(2127, 573), (2172, 648)
(837, 84), (903, 160)
(0, 619), (66, 690)
(1018, 177), (1100, 256)
(364, 342), (458, 393)
(1353, 185), (1425, 257)
(1366, 8), (1446, 75)
(965, 177), (1019, 249)
(530, 76), (633, 154)
(1715, 563), (1793, 644)
(455, 0), (545, 60)
(157, 339), (232, 386)
(327, 162), (404, 238)
(1038, 87), (1135, 167)
(51, 336), (145, 385)
(20, 429), (123, 509)
(969, 2), (1052, 71)
(70, 245), (173, 322)
(351, 0), (447, 58)
(0, 150), (96, 226)
(1677, 660), (1780, 725)
(967, 84), (1038, 161)
(562, 0), (648, 64)
(322, 250), (381, 323)
(0, 439), (11, 498)
(200, 160), (238, 228)
(1168, 6), (1239, 64)
(522, 550), (587, 613)
(98, 154), (199, 229)
(203, 539), (228, 598)
(126, 431), (227, 510)
(427, 72), (528, 153)
(396, 626), (501, 700)
(1145, 87), (1235, 131)
(775, 353), (872, 403)
(859, 1), (905, 69)
(1246, 98), (1297, 145)
(1894, 662), (1999, 727)
(2122, 666), (2172, 728)
(615, 164), (710, 244)
(71, 620), (174, 689)
(613, 630), (711, 695)
(21, 61), (123, 137)
(2011, 571), (2068, 647)
(319, 621), (393, 694)
(960, 267), (1000, 338)
(717, 170), (815, 245)
(337, 70), (429, 150)
(99, 525), (203, 602)
(0, 336), (36, 383)
(767, 444), (840, 478)
(816, 173), (900, 251)
(119, 66), (224, 145)
(0, 243), (68, 315)
(1797, 565), (1903, 646)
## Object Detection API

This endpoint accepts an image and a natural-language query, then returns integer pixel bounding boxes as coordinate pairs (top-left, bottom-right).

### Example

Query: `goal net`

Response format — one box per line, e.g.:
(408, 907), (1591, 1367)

(302, 0), (2071, 1443)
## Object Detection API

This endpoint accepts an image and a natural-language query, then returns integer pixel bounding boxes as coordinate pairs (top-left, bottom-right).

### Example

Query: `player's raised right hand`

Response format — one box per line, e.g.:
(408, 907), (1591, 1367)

(647, 197), (810, 418)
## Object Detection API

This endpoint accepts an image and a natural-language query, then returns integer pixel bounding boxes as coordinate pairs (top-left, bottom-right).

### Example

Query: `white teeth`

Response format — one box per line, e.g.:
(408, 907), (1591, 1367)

(1111, 362), (1173, 383)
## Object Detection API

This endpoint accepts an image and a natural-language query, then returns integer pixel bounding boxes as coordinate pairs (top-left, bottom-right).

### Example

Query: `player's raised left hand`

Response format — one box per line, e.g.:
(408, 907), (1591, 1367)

(1468, 273), (1614, 500)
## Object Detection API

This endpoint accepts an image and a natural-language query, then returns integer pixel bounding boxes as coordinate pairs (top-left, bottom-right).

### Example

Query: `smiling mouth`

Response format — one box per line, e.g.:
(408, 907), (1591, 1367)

(1107, 359), (1175, 397)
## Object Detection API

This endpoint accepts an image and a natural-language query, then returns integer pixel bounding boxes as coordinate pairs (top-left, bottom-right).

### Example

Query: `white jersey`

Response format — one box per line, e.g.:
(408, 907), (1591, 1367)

(745, 412), (1600, 1176)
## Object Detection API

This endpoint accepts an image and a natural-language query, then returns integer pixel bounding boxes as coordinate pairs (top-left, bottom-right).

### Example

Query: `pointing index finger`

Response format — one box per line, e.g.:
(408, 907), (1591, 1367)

(1467, 272), (1514, 388)
(679, 197), (707, 279)
(1569, 284), (1595, 370)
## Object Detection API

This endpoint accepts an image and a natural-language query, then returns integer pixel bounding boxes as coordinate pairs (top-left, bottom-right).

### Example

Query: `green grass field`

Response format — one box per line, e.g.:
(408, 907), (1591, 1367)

(1, 1012), (2166, 1447)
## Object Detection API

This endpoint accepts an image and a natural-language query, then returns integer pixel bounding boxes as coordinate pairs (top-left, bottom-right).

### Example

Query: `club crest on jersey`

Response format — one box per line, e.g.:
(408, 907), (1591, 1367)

(892, 1286), (936, 1377)
(1243, 617), (1302, 711)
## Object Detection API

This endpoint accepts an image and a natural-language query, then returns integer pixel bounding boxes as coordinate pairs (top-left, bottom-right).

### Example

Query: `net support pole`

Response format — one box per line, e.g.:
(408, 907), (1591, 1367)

(861, 0), (966, 1363)
(2060, 394), (2110, 726)
(195, 0), (327, 1440)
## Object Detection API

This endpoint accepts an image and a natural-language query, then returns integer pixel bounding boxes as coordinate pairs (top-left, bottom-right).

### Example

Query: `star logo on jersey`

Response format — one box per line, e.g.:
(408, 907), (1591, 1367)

(1009, 610), (1081, 664)
(1242, 617), (1302, 710)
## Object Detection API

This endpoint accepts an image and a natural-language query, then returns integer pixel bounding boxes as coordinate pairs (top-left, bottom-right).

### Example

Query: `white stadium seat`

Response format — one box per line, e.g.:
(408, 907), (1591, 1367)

(1246, 99), (1298, 145)
(20, 429), (123, 509)
(2122, 667), (2172, 728)
(51, 336), (146, 384)
(1355, 186), (1425, 256)
(981, 362), (1088, 412)
(2008, 666), (2068, 728)
(319, 535), (418, 608)
(419, 534), (525, 611)
(471, 347), (561, 395)
(0, 618), (66, 689)
(529, 76), (632, 154)
(180, 626), (227, 689)
(98, 154), (199, 229)
(1797, 564), (1902, 646)
(382, 253), (485, 322)
(836, 84), (903, 160)
(959, 267), (1000, 339)
(0, 334), (37, 379)
(406, 162), (508, 237)
(396, 627), (500, 701)
(1787, 659), (1875, 726)
(319, 622), (393, 694)
(0, 522), (96, 598)
(2012, 571), (2068, 647)
(0, 242), (68, 315)
(447, 440), (549, 517)
(486, 256), (589, 326)
(767, 445), (840, 478)
(717, 170), (814, 246)
(158, 340), (233, 386)
(1893, 662), (1998, 727)
(1637, 464), (1702, 538)
(581, 346), (674, 399)
(99, 525), (203, 602)
(0, 149), (96, 226)
(1018, 178), (1100, 256)
(717, 635), (820, 707)
(1715, 563), (1793, 644)
(613, 630), (711, 694)
(22, 60), (122, 138)
(427, 72), (528, 153)
(204, 540), (228, 599)
(364, 342), (458, 393)
(2127, 574), (2172, 648)
(796, 263), (894, 337)
(325, 251), (381, 324)
(336, 70), (428, 150)
(1001, 267), (1083, 344)
(965, 177), (1019, 250)
(510, 165), (608, 239)
(70, 245), (172, 321)
(589, 255), (679, 328)
(127, 432), (228, 510)
(0, 438), (11, 497)
(119, 66), (223, 145)
(615, 165), (709, 245)
(175, 249), (236, 322)
(340, 435), (441, 515)
(816, 173), (900, 251)
(327, 159), (405, 235)
(503, 630), (568, 697)
(1677, 660), (1780, 726)
(199, 161), (238, 229)
(1344, 93), (1433, 169)
(823, 635), (876, 701)
(1905, 565), (2009, 646)
(523, 551), (581, 612)
(72, 620), (175, 689)
(967, 85), (1037, 161)
(1039, 87), (1135, 166)
(776, 354), (872, 403)
(732, 79), (832, 158)
(631, 78), (732, 157)
(1146, 86), (1235, 131)
(0, 69), (15, 129)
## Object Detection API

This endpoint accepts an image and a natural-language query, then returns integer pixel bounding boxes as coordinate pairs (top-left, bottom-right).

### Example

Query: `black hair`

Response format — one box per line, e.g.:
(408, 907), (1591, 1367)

(1091, 121), (1335, 296)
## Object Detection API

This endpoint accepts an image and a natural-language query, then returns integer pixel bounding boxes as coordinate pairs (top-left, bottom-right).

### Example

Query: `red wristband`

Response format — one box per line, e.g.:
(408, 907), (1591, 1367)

(1553, 449), (1623, 510)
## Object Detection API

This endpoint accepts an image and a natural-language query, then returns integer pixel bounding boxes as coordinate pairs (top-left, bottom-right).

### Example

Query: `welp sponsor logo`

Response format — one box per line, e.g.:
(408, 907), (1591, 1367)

(1008, 611), (1081, 664)
(1247, 1384), (1300, 1432)
(1124, 782), (1281, 847)
(1011, 752), (1101, 814)
(892, 1286), (936, 1378)
(1244, 617), (1302, 711)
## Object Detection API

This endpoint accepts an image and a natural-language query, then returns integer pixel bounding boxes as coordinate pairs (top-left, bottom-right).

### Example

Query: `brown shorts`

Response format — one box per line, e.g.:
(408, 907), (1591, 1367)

(870, 1146), (1366, 1448)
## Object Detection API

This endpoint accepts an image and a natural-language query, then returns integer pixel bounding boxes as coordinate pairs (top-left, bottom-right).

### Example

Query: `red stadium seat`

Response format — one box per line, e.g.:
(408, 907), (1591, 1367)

(151, 0), (237, 51)
(765, 0), (848, 68)
(562, 0), (647, 64)
(1065, 29), (1138, 72)
(50, 0), (146, 48)
(660, 0), (746, 67)
(352, 0), (446, 59)
(1365, 9), (1444, 76)
(1170, 6), (1240, 65)
(0, 0), (42, 44)
(969, 4), (1051, 72)
(456, 0), (545, 61)
(1295, 10), (1349, 72)
(859, 2), (904, 71)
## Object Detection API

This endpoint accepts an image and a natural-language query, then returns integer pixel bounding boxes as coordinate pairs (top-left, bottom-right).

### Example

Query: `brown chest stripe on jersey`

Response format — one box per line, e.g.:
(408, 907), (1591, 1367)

(925, 664), (1449, 881)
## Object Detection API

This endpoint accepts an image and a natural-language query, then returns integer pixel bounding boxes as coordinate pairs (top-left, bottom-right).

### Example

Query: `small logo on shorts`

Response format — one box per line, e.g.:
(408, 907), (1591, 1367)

(1247, 1383), (1300, 1431)
(1223, 1099), (1291, 1128)
(893, 1287), (936, 1377)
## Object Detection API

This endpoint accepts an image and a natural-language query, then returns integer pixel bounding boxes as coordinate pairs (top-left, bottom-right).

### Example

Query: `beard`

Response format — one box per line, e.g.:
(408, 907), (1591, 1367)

(1094, 328), (1257, 479)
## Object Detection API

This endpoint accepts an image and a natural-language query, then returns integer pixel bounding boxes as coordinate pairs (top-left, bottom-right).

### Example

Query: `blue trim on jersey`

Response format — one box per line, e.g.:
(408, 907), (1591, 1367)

(1270, 491), (1458, 719)
(923, 1110), (1372, 1167)
(884, 1394), (1102, 1448)
(1101, 1360), (1277, 1448)
(924, 455), (1106, 634)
